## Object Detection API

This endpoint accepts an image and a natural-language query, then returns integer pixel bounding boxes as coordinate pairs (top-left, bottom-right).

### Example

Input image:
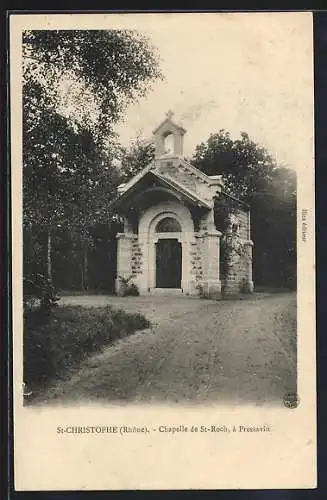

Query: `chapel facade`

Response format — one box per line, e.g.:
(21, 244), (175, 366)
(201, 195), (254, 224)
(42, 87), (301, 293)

(112, 112), (254, 298)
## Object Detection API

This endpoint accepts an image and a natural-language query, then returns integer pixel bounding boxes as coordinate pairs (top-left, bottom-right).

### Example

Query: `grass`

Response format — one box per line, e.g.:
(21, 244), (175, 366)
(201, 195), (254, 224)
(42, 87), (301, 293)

(24, 305), (151, 394)
(59, 290), (114, 296)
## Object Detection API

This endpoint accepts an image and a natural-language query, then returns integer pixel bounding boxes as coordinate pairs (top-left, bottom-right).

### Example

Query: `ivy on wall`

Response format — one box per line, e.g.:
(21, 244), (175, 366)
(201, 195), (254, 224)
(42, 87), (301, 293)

(214, 196), (252, 291)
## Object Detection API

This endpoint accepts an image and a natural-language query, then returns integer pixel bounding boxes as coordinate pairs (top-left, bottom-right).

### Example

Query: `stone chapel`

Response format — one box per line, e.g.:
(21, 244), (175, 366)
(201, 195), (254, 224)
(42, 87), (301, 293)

(112, 112), (254, 298)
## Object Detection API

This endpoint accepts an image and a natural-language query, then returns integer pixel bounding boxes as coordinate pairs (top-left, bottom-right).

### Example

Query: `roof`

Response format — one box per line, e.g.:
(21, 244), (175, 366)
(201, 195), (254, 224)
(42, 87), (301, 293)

(152, 117), (186, 135)
(118, 157), (223, 197)
(110, 170), (211, 212)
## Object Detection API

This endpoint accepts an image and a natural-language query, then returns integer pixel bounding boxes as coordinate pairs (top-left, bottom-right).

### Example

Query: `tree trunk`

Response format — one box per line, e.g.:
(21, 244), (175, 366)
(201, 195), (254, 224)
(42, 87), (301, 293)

(81, 240), (89, 292)
(83, 241), (89, 292)
(80, 256), (84, 291)
(47, 228), (52, 280)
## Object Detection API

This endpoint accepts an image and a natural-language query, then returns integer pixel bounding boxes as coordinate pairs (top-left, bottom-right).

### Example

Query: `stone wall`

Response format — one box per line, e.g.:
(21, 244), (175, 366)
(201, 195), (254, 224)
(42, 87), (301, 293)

(236, 209), (250, 240)
(131, 238), (143, 279)
(222, 249), (249, 295)
(229, 208), (252, 293)
(190, 237), (203, 291)
(216, 205), (253, 295)
(116, 234), (132, 278)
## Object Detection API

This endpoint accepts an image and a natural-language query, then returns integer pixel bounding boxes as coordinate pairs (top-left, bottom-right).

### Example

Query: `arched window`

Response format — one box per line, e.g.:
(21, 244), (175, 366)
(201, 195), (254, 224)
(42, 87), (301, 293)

(155, 217), (182, 233)
(163, 133), (174, 154)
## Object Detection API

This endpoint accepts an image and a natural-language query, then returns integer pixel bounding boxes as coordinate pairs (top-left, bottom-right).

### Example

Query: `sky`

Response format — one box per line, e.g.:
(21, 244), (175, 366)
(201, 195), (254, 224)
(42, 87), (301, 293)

(111, 13), (314, 170)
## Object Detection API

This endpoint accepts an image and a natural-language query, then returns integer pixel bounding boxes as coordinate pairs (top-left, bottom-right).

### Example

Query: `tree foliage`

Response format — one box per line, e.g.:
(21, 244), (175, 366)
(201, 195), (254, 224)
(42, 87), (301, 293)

(119, 137), (155, 182)
(192, 130), (296, 288)
(192, 130), (277, 203)
(23, 30), (162, 144)
(23, 29), (162, 287)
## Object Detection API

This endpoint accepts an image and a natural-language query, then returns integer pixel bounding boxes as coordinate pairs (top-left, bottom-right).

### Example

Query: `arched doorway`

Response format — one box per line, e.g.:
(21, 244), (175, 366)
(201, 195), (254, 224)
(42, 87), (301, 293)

(138, 200), (196, 294)
(155, 217), (182, 288)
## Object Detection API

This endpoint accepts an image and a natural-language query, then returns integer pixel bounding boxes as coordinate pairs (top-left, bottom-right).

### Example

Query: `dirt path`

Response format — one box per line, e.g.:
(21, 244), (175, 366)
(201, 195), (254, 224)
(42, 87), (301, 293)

(35, 293), (296, 406)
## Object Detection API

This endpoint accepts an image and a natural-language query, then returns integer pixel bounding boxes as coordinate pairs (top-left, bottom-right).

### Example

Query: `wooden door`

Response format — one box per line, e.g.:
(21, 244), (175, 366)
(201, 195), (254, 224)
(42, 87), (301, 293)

(156, 239), (182, 288)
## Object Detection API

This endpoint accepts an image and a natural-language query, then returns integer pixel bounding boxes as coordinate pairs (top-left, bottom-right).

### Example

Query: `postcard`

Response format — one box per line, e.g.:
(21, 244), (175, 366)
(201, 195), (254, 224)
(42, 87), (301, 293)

(10, 11), (316, 490)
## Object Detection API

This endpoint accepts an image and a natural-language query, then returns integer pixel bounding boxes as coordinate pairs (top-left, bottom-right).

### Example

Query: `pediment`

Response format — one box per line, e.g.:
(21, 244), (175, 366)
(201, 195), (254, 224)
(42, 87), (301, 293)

(111, 169), (211, 213)
(112, 155), (225, 217)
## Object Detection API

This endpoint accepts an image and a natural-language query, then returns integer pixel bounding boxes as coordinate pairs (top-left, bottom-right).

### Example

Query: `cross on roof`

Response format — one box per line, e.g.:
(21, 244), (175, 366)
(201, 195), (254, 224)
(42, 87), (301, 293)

(166, 110), (174, 120)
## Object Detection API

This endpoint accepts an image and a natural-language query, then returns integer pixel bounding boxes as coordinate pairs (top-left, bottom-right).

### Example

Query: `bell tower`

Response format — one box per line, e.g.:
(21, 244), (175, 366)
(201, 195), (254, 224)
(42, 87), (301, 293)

(153, 111), (186, 158)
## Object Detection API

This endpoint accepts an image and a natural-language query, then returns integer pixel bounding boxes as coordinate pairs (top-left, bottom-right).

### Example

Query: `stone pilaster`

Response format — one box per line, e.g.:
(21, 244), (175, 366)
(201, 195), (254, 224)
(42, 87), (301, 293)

(243, 240), (254, 293)
(135, 233), (149, 295)
(181, 240), (196, 294)
(115, 233), (134, 295)
(201, 230), (222, 299)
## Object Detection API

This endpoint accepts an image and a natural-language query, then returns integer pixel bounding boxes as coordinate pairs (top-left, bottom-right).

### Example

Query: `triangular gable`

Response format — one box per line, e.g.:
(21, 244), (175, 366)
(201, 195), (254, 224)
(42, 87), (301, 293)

(118, 157), (223, 197)
(111, 170), (211, 211)
(152, 117), (186, 135)
(154, 171), (211, 208)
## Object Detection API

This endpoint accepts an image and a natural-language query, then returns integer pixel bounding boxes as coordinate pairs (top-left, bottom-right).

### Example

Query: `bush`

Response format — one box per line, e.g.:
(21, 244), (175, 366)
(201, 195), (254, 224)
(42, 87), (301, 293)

(117, 275), (140, 296)
(125, 282), (139, 296)
(23, 272), (60, 319)
(24, 305), (150, 390)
